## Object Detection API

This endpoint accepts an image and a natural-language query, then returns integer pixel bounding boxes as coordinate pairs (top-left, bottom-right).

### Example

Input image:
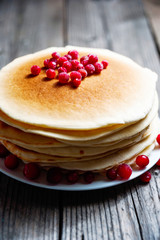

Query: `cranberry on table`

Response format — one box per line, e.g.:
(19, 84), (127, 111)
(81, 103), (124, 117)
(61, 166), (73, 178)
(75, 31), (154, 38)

(70, 71), (82, 81)
(156, 159), (160, 166)
(31, 65), (41, 76)
(85, 64), (95, 75)
(47, 167), (63, 184)
(48, 61), (56, 70)
(5, 154), (19, 169)
(58, 67), (67, 74)
(62, 61), (72, 72)
(0, 144), (9, 157)
(58, 72), (70, 84)
(64, 54), (72, 61)
(101, 60), (109, 69)
(57, 56), (68, 67)
(83, 171), (95, 184)
(78, 69), (87, 79)
(44, 59), (50, 68)
(72, 78), (81, 88)
(88, 54), (98, 64)
(156, 134), (160, 145)
(66, 171), (79, 184)
(140, 171), (151, 183)
(51, 52), (60, 60)
(46, 69), (56, 79)
(68, 50), (79, 60)
(106, 168), (117, 180)
(94, 62), (103, 73)
(80, 56), (89, 66)
(136, 155), (149, 168)
(23, 163), (40, 180)
(117, 163), (132, 179)
(70, 60), (80, 71)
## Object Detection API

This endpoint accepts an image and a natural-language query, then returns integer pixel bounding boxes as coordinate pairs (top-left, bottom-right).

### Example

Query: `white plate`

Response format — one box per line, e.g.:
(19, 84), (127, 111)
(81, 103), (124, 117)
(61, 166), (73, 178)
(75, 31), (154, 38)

(0, 146), (159, 191)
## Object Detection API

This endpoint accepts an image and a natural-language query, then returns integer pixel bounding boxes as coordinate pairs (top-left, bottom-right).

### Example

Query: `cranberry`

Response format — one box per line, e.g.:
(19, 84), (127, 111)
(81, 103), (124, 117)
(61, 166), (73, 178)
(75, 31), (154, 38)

(76, 63), (84, 70)
(66, 171), (79, 184)
(156, 159), (160, 166)
(57, 57), (68, 67)
(51, 52), (60, 60)
(48, 61), (56, 70)
(23, 163), (40, 180)
(72, 78), (81, 87)
(44, 59), (50, 68)
(88, 54), (98, 64)
(101, 60), (109, 69)
(4, 154), (19, 169)
(70, 71), (82, 81)
(58, 72), (70, 84)
(83, 171), (95, 183)
(46, 69), (56, 79)
(47, 167), (63, 184)
(58, 67), (67, 74)
(117, 163), (132, 179)
(78, 69), (87, 79)
(31, 65), (41, 76)
(106, 168), (117, 180)
(80, 56), (89, 66)
(140, 171), (151, 183)
(85, 64), (95, 75)
(68, 50), (79, 60)
(70, 60), (80, 71)
(0, 144), (9, 157)
(62, 61), (72, 72)
(156, 134), (160, 145)
(136, 155), (149, 168)
(64, 54), (72, 61)
(94, 62), (103, 73)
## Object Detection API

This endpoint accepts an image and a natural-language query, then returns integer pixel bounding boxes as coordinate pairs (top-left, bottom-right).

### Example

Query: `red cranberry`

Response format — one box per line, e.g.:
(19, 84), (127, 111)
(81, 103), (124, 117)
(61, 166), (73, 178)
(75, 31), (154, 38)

(50, 57), (58, 63)
(4, 154), (19, 169)
(136, 155), (149, 168)
(80, 56), (89, 66)
(70, 60), (80, 71)
(47, 167), (63, 184)
(117, 164), (132, 179)
(106, 168), (117, 180)
(78, 69), (87, 79)
(85, 64), (95, 75)
(0, 144), (9, 157)
(66, 171), (79, 184)
(83, 171), (95, 183)
(44, 59), (50, 68)
(72, 78), (81, 87)
(48, 61), (56, 70)
(51, 52), (60, 60)
(102, 60), (109, 69)
(57, 57), (68, 67)
(156, 159), (160, 166)
(76, 63), (84, 70)
(70, 71), (82, 81)
(23, 163), (40, 180)
(58, 72), (70, 84)
(88, 54), (98, 64)
(46, 69), (56, 79)
(64, 54), (72, 61)
(62, 61), (72, 72)
(68, 50), (79, 60)
(58, 67), (67, 74)
(156, 134), (160, 145)
(31, 65), (41, 76)
(140, 171), (151, 183)
(94, 62), (103, 73)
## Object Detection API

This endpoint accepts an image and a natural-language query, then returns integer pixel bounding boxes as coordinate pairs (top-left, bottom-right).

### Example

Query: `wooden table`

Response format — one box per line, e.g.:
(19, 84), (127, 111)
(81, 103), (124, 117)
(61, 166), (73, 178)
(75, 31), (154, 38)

(0, 0), (160, 239)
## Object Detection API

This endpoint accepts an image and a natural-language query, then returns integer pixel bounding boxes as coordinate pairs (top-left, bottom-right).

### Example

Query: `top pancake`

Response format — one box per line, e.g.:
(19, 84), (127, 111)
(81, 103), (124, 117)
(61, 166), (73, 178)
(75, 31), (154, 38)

(0, 46), (157, 130)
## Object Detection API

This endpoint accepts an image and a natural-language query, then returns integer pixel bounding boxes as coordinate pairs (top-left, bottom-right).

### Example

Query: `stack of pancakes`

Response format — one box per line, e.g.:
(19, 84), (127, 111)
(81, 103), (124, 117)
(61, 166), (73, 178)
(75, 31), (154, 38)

(0, 46), (158, 172)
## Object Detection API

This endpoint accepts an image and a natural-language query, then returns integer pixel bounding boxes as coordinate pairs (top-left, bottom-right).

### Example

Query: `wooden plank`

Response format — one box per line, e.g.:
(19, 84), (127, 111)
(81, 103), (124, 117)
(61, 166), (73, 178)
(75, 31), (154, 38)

(0, 0), (64, 239)
(143, 0), (160, 51)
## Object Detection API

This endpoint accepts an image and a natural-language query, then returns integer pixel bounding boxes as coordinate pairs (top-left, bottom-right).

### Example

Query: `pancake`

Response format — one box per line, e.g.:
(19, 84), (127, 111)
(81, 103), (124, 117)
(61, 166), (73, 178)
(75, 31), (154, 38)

(0, 46), (157, 131)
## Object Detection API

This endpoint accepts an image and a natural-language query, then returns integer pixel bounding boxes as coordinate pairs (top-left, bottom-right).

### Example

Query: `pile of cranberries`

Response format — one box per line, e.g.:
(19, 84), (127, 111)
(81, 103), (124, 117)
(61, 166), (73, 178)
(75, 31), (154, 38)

(0, 134), (160, 184)
(31, 50), (109, 88)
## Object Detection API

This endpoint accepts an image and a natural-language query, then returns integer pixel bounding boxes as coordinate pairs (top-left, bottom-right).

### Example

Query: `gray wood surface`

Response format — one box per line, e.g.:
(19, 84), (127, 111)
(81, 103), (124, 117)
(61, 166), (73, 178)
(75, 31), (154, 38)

(0, 0), (160, 240)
